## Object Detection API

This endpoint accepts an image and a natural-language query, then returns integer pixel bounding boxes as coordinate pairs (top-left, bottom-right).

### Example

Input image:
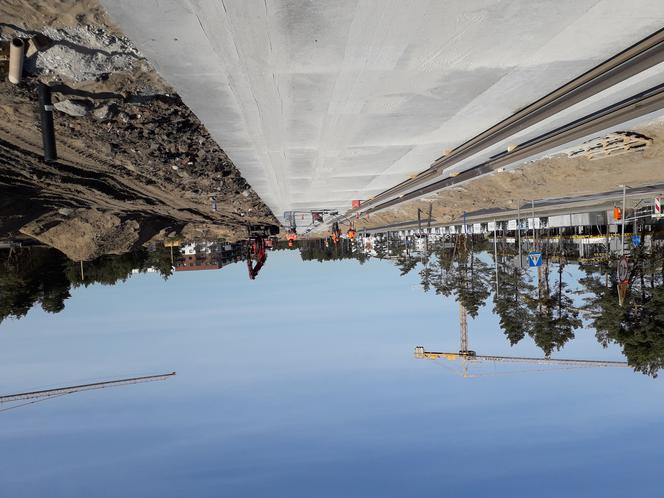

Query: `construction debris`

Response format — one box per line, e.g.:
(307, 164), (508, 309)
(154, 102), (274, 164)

(54, 98), (91, 116)
(567, 132), (652, 160)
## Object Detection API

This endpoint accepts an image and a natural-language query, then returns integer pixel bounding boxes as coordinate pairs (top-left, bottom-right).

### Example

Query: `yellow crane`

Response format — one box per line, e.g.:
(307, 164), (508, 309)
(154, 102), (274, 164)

(0, 372), (176, 412)
(415, 303), (628, 377)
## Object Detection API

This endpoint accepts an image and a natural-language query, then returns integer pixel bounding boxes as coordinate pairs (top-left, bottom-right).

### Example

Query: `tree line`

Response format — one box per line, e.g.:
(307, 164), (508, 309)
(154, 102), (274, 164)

(372, 233), (664, 377)
(0, 246), (174, 325)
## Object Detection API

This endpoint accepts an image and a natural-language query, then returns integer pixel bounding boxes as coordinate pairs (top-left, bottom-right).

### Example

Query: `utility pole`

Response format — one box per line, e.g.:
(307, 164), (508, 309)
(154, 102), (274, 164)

(531, 199), (536, 249)
(632, 199), (638, 247)
(428, 203), (433, 230)
(517, 200), (522, 266)
(493, 219), (498, 294)
(621, 185), (626, 255)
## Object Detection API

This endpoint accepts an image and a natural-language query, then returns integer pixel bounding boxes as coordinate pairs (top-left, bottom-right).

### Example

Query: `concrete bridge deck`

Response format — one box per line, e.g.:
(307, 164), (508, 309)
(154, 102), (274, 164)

(101, 0), (664, 218)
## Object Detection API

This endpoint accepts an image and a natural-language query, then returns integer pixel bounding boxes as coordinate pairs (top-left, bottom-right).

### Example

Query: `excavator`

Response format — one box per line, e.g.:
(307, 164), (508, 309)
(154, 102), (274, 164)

(246, 224), (279, 280)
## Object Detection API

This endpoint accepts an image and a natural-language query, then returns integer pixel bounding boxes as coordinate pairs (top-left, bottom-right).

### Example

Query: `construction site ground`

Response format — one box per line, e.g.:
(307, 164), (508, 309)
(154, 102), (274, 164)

(0, 0), (277, 261)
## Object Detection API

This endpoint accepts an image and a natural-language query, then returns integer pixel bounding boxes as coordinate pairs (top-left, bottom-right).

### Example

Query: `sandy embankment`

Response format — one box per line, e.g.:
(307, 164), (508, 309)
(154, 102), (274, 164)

(356, 122), (664, 229)
(0, 0), (278, 260)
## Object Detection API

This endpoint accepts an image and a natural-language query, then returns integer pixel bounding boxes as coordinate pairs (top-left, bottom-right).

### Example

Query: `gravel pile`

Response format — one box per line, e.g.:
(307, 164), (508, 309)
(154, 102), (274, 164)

(31, 25), (146, 82)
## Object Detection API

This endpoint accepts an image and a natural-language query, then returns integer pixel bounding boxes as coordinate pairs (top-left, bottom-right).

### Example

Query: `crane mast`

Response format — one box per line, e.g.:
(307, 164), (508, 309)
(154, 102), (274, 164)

(459, 303), (470, 354)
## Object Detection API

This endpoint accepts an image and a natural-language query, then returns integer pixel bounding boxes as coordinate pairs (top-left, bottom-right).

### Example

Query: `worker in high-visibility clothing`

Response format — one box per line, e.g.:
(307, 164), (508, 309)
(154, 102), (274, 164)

(613, 206), (622, 221)
(347, 222), (357, 240)
(331, 222), (341, 245)
(287, 230), (297, 248)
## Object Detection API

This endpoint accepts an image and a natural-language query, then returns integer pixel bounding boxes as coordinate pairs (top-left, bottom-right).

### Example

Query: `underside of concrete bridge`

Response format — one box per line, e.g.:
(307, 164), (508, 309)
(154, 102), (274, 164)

(101, 0), (664, 218)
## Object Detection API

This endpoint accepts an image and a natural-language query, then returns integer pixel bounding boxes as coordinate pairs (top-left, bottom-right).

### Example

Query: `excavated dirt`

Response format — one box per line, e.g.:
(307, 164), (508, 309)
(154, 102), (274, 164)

(20, 209), (141, 261)
(355, 121), (664, 230)
(0, 0), (278, 260)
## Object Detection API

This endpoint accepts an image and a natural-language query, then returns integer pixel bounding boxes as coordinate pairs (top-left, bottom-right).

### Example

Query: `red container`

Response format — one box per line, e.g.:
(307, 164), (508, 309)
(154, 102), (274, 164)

(352, 200), (361, 208)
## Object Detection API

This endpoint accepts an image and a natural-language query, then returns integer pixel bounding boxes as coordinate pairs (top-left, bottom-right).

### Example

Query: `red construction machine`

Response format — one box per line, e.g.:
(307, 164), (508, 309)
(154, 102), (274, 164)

(246, 224), (279, 280)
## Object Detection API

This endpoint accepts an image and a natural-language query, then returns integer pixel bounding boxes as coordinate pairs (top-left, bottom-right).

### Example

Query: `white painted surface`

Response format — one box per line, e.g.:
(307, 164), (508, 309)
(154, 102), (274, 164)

(101, 0), (664, 217)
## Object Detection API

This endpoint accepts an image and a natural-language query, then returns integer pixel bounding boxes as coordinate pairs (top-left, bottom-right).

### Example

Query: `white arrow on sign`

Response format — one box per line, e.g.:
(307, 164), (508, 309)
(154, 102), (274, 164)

(529, 252), (542, 267)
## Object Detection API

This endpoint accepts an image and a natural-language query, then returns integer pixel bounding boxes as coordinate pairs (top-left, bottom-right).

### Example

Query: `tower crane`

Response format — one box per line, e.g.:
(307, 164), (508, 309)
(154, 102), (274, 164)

(0, 372), (175, 411)
(415, 303), (628, 377)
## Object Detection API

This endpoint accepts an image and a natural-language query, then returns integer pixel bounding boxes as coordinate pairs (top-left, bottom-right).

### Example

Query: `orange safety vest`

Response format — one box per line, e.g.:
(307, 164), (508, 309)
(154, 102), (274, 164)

(613, 207), (622, 221)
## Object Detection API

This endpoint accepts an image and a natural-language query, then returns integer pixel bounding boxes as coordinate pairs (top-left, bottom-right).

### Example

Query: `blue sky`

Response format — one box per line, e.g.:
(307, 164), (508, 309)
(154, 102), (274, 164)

(0, 251), (662, 498)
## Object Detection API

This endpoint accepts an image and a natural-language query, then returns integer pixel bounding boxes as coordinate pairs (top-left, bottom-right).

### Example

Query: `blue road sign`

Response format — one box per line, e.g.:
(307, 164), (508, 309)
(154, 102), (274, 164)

(528, 252), (543, 267)
(632, 235), (641, 247)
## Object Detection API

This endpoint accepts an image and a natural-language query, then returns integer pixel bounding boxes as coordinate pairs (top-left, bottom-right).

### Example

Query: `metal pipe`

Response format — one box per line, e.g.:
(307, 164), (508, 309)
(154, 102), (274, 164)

(38, 83), (57, 163)
(8, 38), (24, 84)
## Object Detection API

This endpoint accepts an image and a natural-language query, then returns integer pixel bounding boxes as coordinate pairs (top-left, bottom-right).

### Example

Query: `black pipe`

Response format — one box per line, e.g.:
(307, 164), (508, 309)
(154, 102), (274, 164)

(38, 83), (57, 163)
